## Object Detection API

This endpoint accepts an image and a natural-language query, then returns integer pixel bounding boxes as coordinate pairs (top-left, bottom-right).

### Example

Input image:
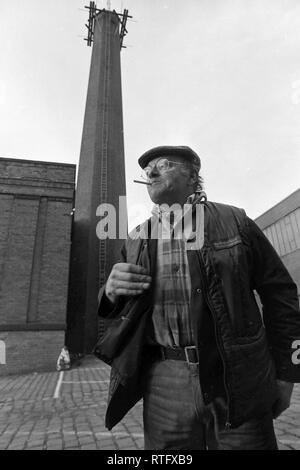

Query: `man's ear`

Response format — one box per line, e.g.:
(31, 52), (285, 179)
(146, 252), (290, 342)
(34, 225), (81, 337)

(189, 170), (198, 187)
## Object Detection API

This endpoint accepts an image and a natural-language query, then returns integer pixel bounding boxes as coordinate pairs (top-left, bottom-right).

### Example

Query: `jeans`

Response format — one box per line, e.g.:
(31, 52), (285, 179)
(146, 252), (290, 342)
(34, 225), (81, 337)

(143, 359), (278, 450)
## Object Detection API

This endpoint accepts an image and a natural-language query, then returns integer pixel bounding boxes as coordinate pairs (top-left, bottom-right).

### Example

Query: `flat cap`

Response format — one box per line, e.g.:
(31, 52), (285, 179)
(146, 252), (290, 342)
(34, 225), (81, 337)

(138, 145), (201, 170)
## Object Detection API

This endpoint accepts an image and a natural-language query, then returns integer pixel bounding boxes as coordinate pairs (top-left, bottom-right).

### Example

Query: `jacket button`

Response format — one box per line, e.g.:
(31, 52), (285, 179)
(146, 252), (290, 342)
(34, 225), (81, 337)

(196, 288), (202, 294)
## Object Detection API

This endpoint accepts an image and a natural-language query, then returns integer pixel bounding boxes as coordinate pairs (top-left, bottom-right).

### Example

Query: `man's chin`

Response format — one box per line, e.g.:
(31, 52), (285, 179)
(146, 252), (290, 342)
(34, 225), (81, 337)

(148, 189), (165, 205)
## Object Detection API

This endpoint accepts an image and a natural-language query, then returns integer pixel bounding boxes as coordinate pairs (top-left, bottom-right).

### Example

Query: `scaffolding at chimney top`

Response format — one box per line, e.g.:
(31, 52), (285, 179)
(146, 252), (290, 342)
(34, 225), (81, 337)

(84, 1), (132, 49)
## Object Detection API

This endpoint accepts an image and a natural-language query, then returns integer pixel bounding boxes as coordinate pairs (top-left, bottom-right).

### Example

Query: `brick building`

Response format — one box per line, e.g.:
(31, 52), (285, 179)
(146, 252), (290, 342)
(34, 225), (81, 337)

(0, 158), (75, 375)
(0, 9), (128, 373)
(255, 188), (300, 302)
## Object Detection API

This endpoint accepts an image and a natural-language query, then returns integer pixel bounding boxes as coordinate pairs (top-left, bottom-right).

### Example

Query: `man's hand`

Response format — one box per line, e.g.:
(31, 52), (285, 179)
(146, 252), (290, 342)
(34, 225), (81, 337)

(105, 263), (152, 305)
(272, 380), (294, 419)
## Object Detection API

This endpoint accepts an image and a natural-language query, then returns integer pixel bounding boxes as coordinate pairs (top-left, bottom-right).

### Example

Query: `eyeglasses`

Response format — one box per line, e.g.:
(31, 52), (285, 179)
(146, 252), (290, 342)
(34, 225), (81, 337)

(142, 158), (186, 179)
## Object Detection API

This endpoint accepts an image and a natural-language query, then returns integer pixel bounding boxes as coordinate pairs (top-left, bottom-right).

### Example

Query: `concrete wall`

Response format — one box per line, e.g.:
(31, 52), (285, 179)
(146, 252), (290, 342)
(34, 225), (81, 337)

(255, 188), (300, 301)
(0, 158), (75, 375)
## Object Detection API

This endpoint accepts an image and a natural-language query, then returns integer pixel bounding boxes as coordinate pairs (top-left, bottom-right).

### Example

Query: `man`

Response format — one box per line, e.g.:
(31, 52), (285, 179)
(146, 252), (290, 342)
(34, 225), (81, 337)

(95, 145), (300, 450)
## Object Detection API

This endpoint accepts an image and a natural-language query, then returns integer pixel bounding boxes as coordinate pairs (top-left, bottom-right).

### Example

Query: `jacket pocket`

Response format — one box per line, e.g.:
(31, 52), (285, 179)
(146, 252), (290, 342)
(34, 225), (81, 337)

(212, 236), (242, 251)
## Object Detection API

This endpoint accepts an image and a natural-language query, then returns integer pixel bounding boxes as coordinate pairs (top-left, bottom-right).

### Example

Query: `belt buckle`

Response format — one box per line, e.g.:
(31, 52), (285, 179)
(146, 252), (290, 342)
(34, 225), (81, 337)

(184, 346), (199, 365)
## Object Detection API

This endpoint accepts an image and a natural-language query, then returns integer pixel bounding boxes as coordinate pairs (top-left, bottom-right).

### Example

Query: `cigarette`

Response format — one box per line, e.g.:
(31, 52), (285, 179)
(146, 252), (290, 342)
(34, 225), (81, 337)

(133, 179), (151, 185)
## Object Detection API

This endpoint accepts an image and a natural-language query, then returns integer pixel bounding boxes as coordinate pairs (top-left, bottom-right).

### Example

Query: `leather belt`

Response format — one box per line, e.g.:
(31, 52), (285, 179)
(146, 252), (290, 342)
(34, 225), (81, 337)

(148, 345), (199, 365)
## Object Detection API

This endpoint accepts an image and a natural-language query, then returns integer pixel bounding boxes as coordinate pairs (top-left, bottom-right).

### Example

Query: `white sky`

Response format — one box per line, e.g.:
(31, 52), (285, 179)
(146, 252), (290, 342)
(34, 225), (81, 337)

(1, 0), (300, 230)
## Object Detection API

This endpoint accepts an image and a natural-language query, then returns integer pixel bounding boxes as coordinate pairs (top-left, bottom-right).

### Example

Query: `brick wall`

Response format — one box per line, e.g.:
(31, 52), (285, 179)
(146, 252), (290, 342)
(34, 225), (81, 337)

(0, 158), (76, 375)
(255, 188), (300, 301)
(0, 331), (65, 376)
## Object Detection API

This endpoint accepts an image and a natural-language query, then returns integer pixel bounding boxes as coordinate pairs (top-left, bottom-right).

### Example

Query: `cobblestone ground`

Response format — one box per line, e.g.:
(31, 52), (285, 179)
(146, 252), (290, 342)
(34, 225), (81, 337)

(0, 356), (299, 450)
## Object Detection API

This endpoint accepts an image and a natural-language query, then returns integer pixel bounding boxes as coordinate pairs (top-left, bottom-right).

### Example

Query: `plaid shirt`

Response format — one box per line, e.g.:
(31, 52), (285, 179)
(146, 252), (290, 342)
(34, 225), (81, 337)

(151, 193), (205, 347)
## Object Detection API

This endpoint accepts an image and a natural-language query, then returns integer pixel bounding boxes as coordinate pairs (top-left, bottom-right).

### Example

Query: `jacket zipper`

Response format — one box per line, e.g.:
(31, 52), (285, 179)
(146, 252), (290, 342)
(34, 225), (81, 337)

(197, 250), (232, 429)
